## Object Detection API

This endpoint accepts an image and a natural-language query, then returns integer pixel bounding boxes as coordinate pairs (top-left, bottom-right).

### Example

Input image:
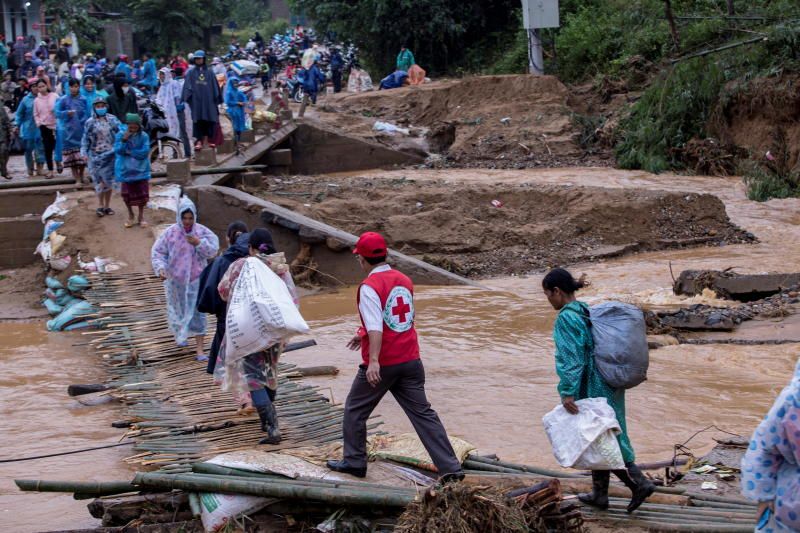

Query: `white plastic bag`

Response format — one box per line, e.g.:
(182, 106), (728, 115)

(199, 491), (273, 532)
(373, 120), (410, 135)
(542, 397), (624, 470)
(225, 257), (309, 361)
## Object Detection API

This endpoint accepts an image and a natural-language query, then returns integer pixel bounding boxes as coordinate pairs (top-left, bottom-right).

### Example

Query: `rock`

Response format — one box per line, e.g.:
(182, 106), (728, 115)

(647, 334), (679, 349)
(298, 225), (327, 244)
(325, 236), (350, 252)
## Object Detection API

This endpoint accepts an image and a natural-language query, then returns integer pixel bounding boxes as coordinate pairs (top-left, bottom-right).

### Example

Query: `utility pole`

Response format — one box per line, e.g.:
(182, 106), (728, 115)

(522, 0), (559, 76)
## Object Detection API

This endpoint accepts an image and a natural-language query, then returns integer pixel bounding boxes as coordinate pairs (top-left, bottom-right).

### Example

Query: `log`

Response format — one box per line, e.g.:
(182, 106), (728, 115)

(87, 492), (189, 525)
(293, 365), (339, 377)
(284, 339), (317, 352)
(462, 474), (691, 506)
(67, 384), (111, 396)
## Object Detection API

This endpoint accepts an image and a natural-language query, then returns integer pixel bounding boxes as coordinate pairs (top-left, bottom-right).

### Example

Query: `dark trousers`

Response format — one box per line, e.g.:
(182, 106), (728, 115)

(342, 358), (462, 474)
(39, 126), (55, 170)
(206, 310), (225, 375)
(332, 69), (342, 93)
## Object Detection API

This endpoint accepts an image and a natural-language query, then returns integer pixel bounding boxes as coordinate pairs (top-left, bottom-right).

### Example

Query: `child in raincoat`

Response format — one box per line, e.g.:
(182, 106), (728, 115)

(224, 77), (247, 148)
(151, 195), (219, 360)
(741, 358), (800, 532)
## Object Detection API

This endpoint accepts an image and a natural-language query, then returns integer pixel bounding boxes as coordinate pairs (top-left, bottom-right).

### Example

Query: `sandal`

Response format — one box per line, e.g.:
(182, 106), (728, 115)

(56, 163), (64, 174)
(95, 208), (105, 217)
(103, 208), (115, 216)
(124, 219), (137, 228)
(139, 221), (149, 228)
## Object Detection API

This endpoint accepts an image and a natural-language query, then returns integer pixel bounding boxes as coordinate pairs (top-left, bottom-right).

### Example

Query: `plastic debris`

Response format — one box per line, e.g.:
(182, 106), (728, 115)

(373, 121), (410, 135)
(701, 481), (718, 490)
(491, 199), (504, 208)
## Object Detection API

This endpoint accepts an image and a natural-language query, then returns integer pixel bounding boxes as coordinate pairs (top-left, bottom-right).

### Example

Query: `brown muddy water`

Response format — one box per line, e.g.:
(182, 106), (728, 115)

(2, 168), (799, 531)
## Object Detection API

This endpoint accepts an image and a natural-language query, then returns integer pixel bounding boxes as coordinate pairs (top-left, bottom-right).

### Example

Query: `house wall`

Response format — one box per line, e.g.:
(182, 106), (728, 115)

(0, 0), (42, 42)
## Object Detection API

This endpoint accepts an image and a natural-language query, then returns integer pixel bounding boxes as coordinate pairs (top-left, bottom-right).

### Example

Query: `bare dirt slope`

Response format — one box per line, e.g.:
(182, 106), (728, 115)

(314, 75), (614, 168)
(255, 174), (752, 278)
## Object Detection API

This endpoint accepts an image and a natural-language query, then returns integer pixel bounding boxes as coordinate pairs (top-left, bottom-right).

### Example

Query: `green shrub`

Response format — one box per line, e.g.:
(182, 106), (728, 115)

(615, 58), (725, 173)
(741, 160), (800, 201)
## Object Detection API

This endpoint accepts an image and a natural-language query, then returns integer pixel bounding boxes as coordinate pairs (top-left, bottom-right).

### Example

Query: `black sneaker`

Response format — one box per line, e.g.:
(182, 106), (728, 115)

(326, 459), (367, 478)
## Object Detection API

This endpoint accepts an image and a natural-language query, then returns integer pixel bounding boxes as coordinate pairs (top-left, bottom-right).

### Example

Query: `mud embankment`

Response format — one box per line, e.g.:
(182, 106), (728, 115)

(254, 174), (752, 277)
(315, 75), (614, 168)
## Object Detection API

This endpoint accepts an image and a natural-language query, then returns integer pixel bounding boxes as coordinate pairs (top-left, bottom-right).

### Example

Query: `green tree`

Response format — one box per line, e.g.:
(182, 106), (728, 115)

(289, 0), (519, 74)
(130, 0), (231, 54)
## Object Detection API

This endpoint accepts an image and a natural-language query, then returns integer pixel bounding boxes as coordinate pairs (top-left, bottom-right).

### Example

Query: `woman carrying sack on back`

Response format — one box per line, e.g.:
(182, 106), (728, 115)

(216, 228), (300, 446)
(543, 267), (654, 513)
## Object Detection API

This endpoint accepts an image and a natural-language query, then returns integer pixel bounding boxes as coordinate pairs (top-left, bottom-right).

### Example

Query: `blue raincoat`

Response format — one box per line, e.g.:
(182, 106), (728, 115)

(379, 70), (408, 90)
(151, 196), (219, 346)
(55, 93), (89, 151)
(14, 92), (44, 170)
(131, 60), (142, 82)
(141, 58), (158, 89)
(114, 128), (151, 183)
(741, 358), (800, 532)
(82, 109), (121, 194)
(80, 80), (109, 115)
(224, 77), (246, 135)
(114, 61), (131, 82)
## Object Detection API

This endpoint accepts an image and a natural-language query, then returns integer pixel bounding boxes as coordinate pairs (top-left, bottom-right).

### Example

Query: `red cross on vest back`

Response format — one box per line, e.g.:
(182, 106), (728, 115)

(392, 296), (411, 323)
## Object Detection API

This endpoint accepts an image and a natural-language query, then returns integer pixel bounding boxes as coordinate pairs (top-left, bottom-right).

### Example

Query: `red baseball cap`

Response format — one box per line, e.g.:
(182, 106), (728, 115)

(353, 232), (387, 258)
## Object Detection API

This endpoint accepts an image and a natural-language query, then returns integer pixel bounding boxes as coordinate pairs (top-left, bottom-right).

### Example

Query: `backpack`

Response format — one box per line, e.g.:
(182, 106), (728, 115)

(570, 302), (649, 389)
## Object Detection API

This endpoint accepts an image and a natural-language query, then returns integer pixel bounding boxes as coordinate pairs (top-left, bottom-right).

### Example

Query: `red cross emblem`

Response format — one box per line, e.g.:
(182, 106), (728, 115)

(392, 296), (411, 323)
(384, 286), (414, 332)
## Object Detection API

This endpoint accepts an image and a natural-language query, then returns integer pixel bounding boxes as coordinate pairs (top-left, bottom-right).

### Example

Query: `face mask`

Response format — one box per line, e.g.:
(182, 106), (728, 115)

(95, 108), (107, 117)
(122, 86), (130, 94)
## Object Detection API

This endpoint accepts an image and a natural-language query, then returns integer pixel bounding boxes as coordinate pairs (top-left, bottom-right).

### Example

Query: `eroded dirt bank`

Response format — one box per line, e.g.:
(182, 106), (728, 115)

(254, 173), (752, 277)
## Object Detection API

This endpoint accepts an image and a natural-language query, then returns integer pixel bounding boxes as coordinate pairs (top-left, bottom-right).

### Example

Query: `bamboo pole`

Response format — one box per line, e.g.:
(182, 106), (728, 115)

(15, 480), (137, 495)
(133, 473), (415, 508)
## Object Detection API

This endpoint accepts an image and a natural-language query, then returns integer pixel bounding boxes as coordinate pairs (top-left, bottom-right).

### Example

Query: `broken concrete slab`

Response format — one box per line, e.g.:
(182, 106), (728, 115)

(187, 185), (481, 287)
(674, 269), (800, 301)
(195, 148), (217, 167)
(195, 122), (298, 187)
(166, 159), (192, 184)
(659, 309), (736, 331)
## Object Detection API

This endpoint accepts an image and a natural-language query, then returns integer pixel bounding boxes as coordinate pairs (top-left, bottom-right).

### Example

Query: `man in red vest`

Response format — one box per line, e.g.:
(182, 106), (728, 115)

(326, 232), (464, 481)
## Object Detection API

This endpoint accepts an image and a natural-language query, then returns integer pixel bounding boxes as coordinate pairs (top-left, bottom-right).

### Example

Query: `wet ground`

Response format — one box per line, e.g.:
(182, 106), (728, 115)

(1, 166), (798, 531)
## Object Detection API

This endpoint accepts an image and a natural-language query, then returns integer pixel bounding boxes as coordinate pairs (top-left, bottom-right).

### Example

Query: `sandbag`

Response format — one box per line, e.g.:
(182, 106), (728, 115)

(542, 397), (624, 470)
(369, 433), (476, 473)
(224, 257), (309, 361)
(67, 275), (90, 293)
(200, 492), (272, 532)
(45, 276), (64, 290)
(42, 298), (63, 316)
(47, 300), (95, 331)
(589, 302), (649, 389)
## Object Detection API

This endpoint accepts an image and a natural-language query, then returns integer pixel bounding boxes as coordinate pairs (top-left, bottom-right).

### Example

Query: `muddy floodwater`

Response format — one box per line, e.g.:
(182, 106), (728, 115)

(2, 168), (799, 531)
(0, 324), (132, 532)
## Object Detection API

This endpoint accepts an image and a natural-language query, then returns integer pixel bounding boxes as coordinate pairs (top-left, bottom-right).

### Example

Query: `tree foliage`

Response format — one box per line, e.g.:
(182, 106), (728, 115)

(288, 0), (519, 74)
(128, 0), (231, 54)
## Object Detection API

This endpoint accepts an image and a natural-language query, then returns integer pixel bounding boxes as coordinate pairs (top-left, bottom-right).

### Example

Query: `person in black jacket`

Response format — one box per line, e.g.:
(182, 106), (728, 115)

(196, 221), (250, 374)
(107, 75), (138, 122)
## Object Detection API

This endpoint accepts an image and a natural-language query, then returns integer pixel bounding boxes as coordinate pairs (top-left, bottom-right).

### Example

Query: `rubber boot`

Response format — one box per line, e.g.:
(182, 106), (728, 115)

(256, 404), (281, 445)
(614, 462), (655, 513)
(578, 470), (610, 509)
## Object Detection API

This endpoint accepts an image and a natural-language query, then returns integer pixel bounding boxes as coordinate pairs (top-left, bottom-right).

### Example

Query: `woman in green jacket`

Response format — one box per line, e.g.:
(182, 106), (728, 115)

(543, 267), (654, 513)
